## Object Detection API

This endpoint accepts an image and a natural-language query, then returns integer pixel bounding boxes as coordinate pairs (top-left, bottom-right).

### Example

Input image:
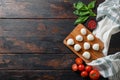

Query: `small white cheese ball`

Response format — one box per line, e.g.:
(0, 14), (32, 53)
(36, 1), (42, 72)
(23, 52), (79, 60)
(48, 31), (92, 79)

(81, 28), (87, 35)
(82, 51), (91, 59)
(76, 35), (83, 42)
(74, 44), (81, 51)
(84, 42), (90, 50)
(67, 38), (74, 45)
(87, 34), (94, 41)
(92, 43), (99, 51)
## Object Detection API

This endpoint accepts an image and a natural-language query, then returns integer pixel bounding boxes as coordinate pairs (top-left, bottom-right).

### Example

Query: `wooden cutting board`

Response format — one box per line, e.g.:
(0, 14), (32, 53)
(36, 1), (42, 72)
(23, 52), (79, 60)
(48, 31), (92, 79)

(63, 24), (104, 63)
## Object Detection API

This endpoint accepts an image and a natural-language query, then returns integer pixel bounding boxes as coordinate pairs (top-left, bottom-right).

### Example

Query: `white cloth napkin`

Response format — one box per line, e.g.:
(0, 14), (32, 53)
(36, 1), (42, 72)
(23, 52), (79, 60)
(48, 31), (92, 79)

(93, 17), (120, 56)
(87, 0), (120, 80)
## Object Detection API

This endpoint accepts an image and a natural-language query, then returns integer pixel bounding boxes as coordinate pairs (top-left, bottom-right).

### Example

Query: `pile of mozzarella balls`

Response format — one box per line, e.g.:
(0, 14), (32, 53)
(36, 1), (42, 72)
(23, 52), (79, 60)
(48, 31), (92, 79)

(66, 28), (100, 60)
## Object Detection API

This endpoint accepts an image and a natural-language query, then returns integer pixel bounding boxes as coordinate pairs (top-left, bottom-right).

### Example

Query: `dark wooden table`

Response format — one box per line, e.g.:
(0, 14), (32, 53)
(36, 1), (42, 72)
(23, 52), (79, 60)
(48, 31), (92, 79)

(0, 0), (119, 80)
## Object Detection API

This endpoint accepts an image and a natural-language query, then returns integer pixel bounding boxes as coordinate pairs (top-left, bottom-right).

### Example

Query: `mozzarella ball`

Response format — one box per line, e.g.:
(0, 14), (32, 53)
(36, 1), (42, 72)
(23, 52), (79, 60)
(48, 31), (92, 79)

(92, 43), (99, 51)
(87, 34), (94, 41)
(84, 42), (90, 50)
(81, 28), (87, 35)
(74, 44), (81, 51)
(76, 35), (83, 41)
(82, 51), (91, 59)
(67, 38), (74, 45)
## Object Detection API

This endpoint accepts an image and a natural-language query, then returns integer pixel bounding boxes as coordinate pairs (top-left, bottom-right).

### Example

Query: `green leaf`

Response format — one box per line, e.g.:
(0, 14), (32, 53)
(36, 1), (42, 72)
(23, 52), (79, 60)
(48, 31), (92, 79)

(89, 10), (96, 16)
(90, 12), (96, 16)
(74, 16), (89, 25)
(73, 2), (85, 10)
(73, 10), (90, 16)
(79, 11), (90, 16)
(73, 1), (97, 25)
(88, 0), (96, 9)
(73, 10), (79, 15)
(80, 5), (88, 11)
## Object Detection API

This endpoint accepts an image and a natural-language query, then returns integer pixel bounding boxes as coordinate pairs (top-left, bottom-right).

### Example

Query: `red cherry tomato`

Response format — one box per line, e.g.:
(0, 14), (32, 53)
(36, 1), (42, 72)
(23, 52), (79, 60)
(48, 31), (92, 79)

(78, 64), (85, 71)
(87, 20), (97, 30)
(85, 65), (93, 72)
(72, 64), (78, 71)
(89, 69), (100, 80)
(81, 71), (88, 77)
(75, 57), (83, 65)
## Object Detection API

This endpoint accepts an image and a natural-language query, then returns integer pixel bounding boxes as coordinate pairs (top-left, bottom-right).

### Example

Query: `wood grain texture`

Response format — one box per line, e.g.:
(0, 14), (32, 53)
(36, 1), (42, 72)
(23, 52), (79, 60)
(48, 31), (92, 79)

(0, 0), (75, 18)
(0, 0), (105, 18)
(0, 70), (108, 80)
(0, 19), (75, 53)
(0, 54), (76, 70)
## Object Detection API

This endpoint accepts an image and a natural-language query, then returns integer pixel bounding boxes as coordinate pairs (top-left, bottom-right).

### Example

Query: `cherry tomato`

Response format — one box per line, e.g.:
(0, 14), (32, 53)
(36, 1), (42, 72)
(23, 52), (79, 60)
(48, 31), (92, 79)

(78, 64), (85, 71)
(89, 69), (100, 80)
(87, 20), (97, 30)
(85, 65), (93, 72)
(72, 64), (78, 71)
(75, 57), (83, 65)
(81, 71), (88, 77)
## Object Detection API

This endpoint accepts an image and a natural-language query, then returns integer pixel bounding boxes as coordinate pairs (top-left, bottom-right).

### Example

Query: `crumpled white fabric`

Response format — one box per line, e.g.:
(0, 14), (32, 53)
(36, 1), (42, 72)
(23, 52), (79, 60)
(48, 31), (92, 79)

(93, 17), (120, 56)
(87, 0), (120, 80)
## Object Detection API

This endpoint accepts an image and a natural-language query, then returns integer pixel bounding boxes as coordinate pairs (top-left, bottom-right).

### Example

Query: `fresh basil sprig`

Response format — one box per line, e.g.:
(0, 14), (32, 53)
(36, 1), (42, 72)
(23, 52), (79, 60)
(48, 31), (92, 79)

(73, 0), (96, 25)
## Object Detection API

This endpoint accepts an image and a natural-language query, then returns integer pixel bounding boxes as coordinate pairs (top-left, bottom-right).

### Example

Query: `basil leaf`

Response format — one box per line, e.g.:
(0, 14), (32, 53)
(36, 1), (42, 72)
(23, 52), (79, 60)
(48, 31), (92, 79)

(88, 0), (96, 9)
(74, 16), (89, 25)
(73, 10), (79, 16)
(79, 11), (90, 16)
(73, 10), (90, 16)
(89, 10), (96, 16)
(80, 5), (88, 11)
(73, 2), (84, 10)
(73, 1), (96, 25)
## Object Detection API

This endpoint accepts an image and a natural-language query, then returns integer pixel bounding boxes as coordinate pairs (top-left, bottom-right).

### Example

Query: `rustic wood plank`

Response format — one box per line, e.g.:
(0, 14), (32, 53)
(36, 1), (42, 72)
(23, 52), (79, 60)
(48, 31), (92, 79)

(0, 0), (76, 18)
(0, 70), (108, 80)
(0, 0), (104, 18)
(0, 19), (74, 36)
(0, 19), (75, 53)
(0, 54), (77, 70)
